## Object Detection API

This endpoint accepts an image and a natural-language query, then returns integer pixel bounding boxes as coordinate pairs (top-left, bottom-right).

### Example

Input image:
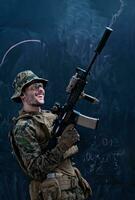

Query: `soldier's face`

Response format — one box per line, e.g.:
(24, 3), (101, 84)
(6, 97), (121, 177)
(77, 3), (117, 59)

(22, 82), (45, 106)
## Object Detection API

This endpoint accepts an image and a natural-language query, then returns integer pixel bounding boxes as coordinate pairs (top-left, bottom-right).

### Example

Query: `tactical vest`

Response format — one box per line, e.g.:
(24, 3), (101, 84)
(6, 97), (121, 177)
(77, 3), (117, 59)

(9, 110), (78, 179)
(9, 110), (56, 178)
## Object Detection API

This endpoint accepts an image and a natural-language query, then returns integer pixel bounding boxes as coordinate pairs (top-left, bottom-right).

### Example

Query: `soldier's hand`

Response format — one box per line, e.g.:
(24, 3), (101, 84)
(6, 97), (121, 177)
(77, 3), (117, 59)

(58, 124), (80, 150)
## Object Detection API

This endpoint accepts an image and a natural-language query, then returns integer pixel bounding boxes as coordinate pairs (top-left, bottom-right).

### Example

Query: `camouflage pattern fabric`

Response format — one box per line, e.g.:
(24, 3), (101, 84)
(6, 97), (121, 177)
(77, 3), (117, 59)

(12, 110), (91, 199)
(11, 70), (48, 102)
(12, 110), (68, 180)
(29, 174), (87, 200)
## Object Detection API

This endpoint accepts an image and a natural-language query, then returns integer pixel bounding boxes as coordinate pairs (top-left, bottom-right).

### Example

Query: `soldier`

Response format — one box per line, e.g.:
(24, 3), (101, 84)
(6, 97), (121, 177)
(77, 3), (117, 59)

(10, 70), (92, 200)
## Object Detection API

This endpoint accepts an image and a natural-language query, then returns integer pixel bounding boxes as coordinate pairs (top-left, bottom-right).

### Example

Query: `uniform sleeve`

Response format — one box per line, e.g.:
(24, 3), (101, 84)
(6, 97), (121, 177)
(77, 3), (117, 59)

(13, 119), (67, 180)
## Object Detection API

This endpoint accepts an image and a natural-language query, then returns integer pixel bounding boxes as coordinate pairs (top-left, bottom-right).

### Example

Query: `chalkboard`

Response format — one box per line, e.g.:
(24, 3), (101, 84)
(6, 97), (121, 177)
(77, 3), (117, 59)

(0, 0), (135, 199)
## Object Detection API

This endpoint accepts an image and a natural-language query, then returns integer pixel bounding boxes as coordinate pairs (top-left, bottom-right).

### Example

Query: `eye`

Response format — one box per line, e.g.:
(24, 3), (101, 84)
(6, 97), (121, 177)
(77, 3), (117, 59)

(38, 83), (43, 88)
(31, 83), (44, 90)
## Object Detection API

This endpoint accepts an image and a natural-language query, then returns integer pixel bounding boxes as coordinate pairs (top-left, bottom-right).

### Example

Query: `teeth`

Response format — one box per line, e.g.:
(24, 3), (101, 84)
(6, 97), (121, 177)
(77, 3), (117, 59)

(35, 94), (44, 97)
(38, 95), (44, 98)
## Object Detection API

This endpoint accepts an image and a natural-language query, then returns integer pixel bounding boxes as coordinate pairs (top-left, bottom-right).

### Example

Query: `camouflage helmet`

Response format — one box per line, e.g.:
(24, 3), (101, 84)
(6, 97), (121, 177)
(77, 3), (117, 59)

(11, 70), (48, 103)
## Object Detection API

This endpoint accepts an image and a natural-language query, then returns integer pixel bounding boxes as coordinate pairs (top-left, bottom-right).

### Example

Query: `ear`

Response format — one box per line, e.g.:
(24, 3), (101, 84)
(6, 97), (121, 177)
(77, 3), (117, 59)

(20, 93), (25, 102)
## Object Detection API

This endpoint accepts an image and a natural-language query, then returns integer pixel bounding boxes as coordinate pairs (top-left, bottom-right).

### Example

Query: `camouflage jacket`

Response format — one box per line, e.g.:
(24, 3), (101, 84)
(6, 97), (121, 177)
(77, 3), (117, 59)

(12, 110), (78, 181)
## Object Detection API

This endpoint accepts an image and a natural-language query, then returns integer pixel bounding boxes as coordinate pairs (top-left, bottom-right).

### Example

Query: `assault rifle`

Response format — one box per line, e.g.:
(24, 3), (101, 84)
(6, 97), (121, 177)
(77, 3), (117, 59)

(51, 27), (113, 140)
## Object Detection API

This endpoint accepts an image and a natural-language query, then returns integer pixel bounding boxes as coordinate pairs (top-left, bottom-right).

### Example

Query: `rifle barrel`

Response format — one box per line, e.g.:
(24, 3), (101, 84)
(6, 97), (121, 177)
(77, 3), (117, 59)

(86, 27), (113, 76)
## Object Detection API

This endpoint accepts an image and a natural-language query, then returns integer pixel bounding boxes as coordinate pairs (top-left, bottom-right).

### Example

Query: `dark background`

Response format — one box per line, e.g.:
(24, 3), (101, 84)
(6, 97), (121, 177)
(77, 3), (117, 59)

(0, 0), (135, 199)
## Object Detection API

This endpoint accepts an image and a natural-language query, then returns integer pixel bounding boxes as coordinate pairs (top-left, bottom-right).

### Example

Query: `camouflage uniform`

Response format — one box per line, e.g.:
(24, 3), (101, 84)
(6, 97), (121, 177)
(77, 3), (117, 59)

(10, 70), (92, 200)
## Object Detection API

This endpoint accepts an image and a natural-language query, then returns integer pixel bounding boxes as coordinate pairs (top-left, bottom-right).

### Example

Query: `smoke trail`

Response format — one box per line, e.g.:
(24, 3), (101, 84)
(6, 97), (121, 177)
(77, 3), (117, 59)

(0, 39), (42, 68)
(109, 0), (126, 28)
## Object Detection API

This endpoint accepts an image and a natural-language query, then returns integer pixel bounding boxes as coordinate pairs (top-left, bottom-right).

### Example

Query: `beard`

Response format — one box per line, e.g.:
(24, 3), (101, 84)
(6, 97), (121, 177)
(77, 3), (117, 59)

(26, 94), (45, 107)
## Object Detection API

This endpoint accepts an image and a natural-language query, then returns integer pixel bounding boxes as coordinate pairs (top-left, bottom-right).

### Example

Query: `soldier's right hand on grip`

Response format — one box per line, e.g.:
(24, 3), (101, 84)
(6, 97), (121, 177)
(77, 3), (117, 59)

(58, 124), (80, 150)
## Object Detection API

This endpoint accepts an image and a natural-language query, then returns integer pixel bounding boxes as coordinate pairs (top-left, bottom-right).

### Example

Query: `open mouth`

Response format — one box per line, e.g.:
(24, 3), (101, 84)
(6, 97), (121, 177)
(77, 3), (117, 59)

(37, 95), (44, 98)
(35, 93), (44, 99)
